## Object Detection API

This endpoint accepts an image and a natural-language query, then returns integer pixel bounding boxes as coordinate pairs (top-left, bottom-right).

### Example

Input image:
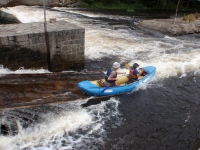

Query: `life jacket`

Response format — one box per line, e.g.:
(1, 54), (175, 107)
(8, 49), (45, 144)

(105, 68), (117, 83)
(129, 67), (137, 79)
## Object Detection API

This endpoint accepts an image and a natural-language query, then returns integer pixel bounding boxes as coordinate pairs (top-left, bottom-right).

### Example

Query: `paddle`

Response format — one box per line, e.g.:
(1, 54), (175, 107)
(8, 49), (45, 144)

(125, 63), (131, 69)
(101, 86), (110, 93)
(126, 63), (143, 70)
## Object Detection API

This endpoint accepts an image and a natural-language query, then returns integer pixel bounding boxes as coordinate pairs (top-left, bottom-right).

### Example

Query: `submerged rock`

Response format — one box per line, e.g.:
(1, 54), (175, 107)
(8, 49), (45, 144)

(0, 10), (20, 24)
(138, 18), (200, 36)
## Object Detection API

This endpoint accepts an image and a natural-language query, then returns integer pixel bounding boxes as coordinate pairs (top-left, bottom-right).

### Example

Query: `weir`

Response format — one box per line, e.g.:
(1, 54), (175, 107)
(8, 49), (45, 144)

(0, 71), (105, 136)
(0, 20), (86, 135)
(0, 21), (85, 72)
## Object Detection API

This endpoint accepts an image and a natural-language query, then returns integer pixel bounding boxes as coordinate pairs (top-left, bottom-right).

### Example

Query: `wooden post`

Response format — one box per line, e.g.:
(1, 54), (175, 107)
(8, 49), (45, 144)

(43, 0), (52, 71)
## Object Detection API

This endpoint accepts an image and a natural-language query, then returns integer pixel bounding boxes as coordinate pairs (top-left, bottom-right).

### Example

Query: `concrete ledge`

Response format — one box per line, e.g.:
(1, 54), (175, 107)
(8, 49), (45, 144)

(0, 21), (85, 71)
(0, 21), (84, 36)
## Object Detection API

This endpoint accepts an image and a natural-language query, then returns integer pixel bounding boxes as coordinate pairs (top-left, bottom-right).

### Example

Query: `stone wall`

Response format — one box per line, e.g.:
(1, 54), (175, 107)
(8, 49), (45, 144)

(0, 21), (85, 72)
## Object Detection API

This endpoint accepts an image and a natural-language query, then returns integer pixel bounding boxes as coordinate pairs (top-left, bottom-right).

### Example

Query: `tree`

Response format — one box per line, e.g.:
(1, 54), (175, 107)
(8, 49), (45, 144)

(172, 0), (181, 24)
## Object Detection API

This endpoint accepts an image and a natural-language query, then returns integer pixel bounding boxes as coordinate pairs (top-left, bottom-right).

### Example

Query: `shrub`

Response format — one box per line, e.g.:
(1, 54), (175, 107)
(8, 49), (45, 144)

(183, 13), (197, 22)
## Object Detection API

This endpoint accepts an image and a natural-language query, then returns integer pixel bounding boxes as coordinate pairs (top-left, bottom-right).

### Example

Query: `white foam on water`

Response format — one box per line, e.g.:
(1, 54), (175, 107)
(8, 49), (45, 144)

(1, 6), (200, 80)
(1, 6), (200, 149)
(53, 7), (133, 20)
(0, 98), (122, 150)
(0, 6), (65, 23)
(0, 65), (50, 76)
(85, 28), (140, 60)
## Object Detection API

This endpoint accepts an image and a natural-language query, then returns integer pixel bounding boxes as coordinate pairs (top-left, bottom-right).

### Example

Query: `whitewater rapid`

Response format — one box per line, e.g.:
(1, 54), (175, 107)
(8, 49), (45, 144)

(1, 6), (200, 80)
(0, 5), (200, 150)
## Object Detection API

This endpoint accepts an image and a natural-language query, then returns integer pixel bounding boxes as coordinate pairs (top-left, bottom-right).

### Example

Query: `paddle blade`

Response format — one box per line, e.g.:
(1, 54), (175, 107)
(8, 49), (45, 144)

(125, 63), (131, 69)
(101, 86), (109, 93)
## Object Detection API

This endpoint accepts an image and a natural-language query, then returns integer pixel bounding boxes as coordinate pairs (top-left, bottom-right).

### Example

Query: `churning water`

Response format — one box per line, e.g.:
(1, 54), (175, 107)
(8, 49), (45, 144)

(0, 6), (200, 150)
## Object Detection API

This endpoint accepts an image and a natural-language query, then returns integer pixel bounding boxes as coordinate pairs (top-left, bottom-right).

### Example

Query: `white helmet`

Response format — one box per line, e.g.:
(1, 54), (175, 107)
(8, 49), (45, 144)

(112, 62), (120, 68)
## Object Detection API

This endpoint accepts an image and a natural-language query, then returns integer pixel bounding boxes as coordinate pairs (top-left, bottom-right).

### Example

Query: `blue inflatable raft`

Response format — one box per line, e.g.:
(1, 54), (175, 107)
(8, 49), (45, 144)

(77, 66), (156, 97)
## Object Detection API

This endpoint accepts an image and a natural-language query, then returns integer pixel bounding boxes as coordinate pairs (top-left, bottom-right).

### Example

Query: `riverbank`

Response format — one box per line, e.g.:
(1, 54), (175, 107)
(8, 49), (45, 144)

(137, 17), (200, 35)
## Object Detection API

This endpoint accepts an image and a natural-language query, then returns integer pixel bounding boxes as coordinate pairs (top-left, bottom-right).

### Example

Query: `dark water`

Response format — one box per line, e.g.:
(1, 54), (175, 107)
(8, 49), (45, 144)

(0, 6), (200, 150)
(0, 10), (20, 24)
(103, 75), (200, 150)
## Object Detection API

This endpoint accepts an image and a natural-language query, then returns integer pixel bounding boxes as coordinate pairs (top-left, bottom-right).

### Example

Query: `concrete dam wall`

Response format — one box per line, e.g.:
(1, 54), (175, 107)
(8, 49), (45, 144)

(0, 21), (85, 72)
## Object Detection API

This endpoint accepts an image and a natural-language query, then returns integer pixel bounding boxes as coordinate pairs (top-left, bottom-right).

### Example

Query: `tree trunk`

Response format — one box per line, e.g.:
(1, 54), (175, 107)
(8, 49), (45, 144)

(172, 0), (181, 24)
(157, 0), (160, 6)
(187, 0), (191, 7)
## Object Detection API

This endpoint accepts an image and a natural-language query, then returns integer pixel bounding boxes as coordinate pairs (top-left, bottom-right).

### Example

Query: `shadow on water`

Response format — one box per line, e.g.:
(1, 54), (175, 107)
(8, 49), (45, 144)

(81, 94), (124, 107)
(81, 96), (113, 107)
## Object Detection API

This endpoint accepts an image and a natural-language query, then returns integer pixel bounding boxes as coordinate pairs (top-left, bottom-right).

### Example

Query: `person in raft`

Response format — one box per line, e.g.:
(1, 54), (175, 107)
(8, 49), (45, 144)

(129, 63), (144, 81)
(104, 62), (125, 87)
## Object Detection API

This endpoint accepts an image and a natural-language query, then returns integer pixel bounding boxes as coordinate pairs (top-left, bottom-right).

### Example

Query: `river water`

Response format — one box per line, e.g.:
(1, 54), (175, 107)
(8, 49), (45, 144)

(0, 6), (200, 150)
